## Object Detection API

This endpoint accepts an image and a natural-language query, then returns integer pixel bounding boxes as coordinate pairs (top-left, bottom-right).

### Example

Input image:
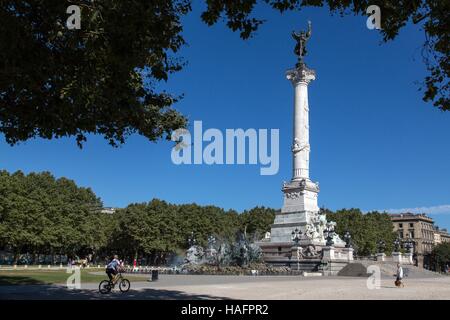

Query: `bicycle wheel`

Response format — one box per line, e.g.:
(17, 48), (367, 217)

(119, 279), (130, 293)
(99, 280), (112, 294)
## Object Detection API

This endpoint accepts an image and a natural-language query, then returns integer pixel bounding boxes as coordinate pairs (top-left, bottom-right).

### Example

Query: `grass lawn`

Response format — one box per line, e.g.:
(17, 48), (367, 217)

(0, 269), (148, 286)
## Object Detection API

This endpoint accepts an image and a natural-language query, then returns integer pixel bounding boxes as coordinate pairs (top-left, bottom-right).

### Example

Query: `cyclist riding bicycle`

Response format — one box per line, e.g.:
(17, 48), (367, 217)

(106, 255), (122, 284)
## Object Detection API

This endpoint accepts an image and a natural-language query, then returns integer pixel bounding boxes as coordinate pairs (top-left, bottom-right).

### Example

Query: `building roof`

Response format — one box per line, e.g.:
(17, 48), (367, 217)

(101, 207), (118, 214)
(389, 212), (434, 223)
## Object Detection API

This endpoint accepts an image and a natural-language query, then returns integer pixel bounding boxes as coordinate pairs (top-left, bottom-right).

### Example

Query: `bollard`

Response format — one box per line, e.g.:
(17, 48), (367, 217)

(13, 265), (17, 270)
(38, 265), (42, 269)
(151, 270), (159, 281)
(98, 265), (100, 269)
(47, 265), (51, 269)
(59, 264), (63, 269)
(24, 265), (28, 269)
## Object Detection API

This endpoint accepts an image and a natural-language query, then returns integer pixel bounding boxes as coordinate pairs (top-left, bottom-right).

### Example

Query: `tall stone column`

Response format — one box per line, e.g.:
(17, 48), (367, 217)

(260, 24), (346, 268)
(287, 64), (316, 181)
(269, 63), (321, 244)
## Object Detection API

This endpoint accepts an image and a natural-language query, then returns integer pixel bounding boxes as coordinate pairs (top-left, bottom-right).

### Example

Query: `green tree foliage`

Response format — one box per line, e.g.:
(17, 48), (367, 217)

(1, 1), (447, 148)
(108, 200), (242, 264)
(325, 208), (396, 255)
(0, 170), (108, 263)
(0, 1), (189, 147)
(430, 243), (450, 272)
(176, 203), (240, 247)
(0, 170), (272, 264)
(0, 170), (414, 265)
(239, 207), (276, 239)
(109, 200), (181, 264)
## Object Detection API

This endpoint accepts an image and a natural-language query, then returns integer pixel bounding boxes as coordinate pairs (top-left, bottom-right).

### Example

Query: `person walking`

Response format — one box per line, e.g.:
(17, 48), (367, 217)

(395, 263), (404, 288)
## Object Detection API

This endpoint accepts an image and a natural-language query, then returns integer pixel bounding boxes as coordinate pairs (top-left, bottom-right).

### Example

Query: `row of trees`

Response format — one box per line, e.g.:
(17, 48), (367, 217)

(430, 243), (450, 272)
(0, 170), (275, 265)
(1, 170), (402, 264)
(324, 208), (397, 255)
(109, 200), (275, 265)
(0, 170), (110, 264)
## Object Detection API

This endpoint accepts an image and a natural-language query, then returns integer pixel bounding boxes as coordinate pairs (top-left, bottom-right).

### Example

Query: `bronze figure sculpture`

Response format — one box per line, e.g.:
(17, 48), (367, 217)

(292, 21), (312, 67)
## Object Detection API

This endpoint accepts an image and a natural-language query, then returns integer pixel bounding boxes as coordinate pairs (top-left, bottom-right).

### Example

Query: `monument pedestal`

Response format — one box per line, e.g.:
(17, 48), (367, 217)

(322, 246), (335, 261)
(404, 252), (413, 265)
(392, 252), (402, 263)
(320, 246), (352, 276)
(342, 247), (354, 262)
(376, 253), (386, 262)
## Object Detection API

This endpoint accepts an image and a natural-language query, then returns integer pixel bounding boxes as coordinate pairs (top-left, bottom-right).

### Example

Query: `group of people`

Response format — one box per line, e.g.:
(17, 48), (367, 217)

(67, 258), (89, 268)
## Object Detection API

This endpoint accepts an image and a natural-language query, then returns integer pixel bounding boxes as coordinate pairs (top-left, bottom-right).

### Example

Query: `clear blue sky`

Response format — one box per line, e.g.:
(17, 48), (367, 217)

(1, 4), (449, 228)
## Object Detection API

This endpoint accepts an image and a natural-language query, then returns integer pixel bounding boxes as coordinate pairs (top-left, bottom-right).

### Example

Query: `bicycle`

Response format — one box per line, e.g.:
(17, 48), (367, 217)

(99, 272), (130, 294)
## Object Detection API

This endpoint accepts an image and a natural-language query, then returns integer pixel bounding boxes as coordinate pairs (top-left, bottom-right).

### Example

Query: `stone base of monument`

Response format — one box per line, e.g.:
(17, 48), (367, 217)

(392, 252), (402, 263)
(303, 272), (323, 277)
(258, 241), (351, 275)
(403, 252), (414, 265)
(320, 246), (354, 276)
(376, 253), (386, 262)
(258, 241), (320, 271)
(320, 261), (351, 276)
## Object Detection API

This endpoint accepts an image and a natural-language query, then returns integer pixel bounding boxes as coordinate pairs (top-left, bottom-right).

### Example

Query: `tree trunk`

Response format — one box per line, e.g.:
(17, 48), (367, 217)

(32, 251), (37, 265)
(13, 250), (19, 265)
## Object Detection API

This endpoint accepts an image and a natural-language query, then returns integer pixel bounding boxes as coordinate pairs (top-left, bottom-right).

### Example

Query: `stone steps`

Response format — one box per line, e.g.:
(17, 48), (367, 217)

(357, 260), (442, 278)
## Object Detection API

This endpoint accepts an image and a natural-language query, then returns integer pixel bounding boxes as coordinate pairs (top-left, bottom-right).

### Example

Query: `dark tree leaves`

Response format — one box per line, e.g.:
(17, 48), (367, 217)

(0, 1), (189, 147)
(201, 0), (449, 111)
(1, 0), (447, 148)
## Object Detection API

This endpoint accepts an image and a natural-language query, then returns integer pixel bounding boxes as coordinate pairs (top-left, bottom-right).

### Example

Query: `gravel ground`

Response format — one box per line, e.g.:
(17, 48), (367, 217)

(1, 274), (449, 300)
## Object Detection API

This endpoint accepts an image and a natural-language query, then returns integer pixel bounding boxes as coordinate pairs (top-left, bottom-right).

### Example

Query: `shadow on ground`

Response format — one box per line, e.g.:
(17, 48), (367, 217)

(0, 276), (47, 286)
(0, 285), (228, 300)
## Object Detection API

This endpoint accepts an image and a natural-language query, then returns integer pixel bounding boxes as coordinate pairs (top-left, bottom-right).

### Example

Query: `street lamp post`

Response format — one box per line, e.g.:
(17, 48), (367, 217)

(207, 235), (216, 249)
(393, 237), (401, 252)
(188, 231), (197, 247)
(404, 239), (413, 253)
(343, 231), (352, 248)
(323, 222), (335, 247)
(377, 240), (386, 253)
(291, 228), (302, 271)
(206, 235), (217, 262)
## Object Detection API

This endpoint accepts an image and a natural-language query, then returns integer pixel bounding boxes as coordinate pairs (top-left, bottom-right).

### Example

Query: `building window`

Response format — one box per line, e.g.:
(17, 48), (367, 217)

(399, 223), (403, 228)
(409, 223), (413, 228)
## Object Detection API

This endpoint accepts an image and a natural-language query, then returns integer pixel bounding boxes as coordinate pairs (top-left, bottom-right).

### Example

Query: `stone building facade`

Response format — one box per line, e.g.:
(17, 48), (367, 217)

(389, 213), (435, 268)
(389, 213), (450, 269)
(434, 227), (450, 245)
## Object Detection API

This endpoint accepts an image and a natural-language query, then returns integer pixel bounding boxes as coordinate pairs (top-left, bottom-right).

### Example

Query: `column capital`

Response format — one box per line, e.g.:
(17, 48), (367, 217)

(286, 64), (316, 85)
